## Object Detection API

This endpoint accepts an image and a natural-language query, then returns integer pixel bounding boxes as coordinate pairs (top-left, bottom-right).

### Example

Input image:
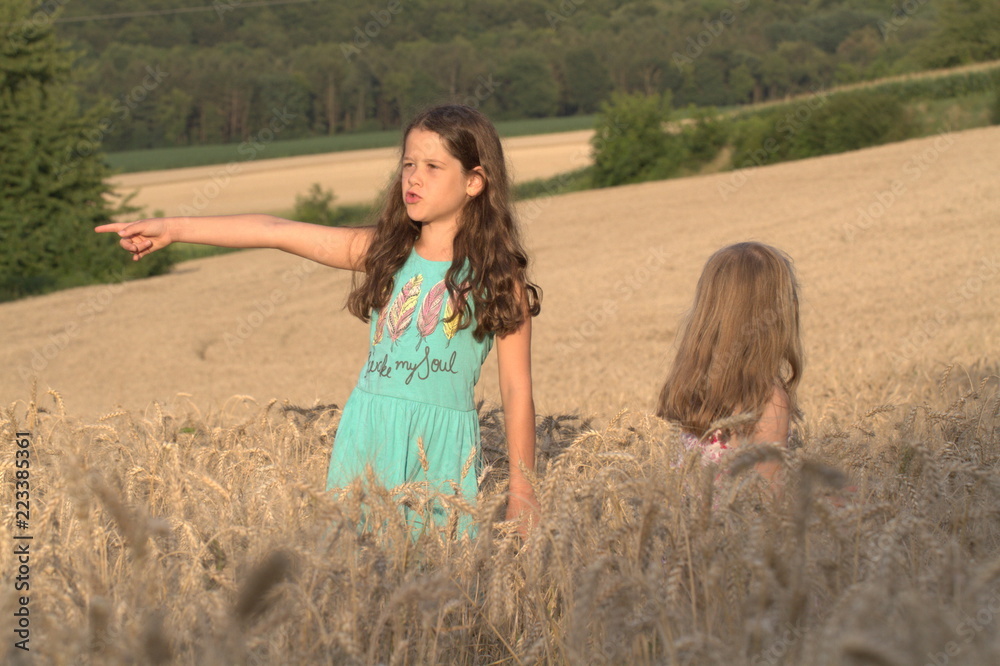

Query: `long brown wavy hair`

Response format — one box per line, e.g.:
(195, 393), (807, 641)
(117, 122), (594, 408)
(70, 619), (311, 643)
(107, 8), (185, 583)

(347, 104), (540, 340)
(656, 242), (803, 438)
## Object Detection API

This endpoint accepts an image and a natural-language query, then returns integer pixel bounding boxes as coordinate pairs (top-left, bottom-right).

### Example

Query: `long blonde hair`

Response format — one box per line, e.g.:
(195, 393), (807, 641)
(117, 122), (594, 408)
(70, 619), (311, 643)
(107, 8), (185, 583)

(347, 104), (540, 340)
(656, 242), (803, 438)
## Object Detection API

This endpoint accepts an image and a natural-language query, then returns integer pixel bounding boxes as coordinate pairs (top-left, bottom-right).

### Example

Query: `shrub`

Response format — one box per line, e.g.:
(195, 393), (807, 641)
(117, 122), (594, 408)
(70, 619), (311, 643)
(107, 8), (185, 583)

(514, 167), (592, 201)
(590, 92), (675, 188)
(294, 183), (339, 225)
(729, 90), (919, 170)
(682, 107), (729, 165)
(990, 82), (1000, 125)
(729, 113), (787, 169)
(789, 91), (916, 158)
(292, 184), (370, 227)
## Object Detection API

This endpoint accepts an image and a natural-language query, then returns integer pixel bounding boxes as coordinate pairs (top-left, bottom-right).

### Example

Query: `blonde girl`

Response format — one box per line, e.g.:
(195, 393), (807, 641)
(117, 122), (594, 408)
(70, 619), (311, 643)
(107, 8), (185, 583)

(97, 104), (541, 532)
(656, 242), (802, 481)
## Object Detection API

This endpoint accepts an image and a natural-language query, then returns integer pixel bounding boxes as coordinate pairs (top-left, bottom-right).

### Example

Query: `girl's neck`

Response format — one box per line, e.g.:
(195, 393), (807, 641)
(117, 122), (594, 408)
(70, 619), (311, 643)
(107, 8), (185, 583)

(414, 220), (457, 262)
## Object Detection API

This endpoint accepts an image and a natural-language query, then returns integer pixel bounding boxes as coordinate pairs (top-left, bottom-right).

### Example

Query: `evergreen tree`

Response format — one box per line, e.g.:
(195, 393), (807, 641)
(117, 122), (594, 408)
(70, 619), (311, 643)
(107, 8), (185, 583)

(0, 0), (170, 301)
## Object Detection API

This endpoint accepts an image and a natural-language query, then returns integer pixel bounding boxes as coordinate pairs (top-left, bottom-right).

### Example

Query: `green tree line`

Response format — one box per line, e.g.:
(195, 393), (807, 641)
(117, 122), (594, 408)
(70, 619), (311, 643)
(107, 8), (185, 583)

(1, 0), (171, 302)
(45, 0), (999, 152)
(533, 61), (1000, 194)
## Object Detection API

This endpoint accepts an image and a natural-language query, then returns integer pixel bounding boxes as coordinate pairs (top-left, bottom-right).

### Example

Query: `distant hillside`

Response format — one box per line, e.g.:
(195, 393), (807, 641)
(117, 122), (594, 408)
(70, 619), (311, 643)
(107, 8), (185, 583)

(45, 0), (998, 151)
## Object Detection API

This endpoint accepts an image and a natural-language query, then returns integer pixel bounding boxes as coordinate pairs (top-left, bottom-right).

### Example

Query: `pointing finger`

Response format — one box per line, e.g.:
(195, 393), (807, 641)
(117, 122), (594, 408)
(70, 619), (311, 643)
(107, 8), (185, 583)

(95, 222), (130, 234)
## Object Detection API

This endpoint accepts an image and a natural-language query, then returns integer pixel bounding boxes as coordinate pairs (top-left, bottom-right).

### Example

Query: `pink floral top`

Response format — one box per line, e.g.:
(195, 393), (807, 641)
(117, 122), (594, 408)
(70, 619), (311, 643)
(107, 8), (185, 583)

(681, 430), (730, 464)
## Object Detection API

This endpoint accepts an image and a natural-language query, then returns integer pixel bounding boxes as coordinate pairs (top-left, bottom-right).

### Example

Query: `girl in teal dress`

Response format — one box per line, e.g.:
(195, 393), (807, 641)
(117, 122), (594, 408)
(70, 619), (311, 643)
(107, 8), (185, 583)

(97, 104), (542, 534)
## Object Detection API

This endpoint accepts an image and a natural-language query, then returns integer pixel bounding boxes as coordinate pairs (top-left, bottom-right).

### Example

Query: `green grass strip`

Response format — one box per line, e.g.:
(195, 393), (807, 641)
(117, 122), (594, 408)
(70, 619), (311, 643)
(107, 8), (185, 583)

(106, 115), (597, 174)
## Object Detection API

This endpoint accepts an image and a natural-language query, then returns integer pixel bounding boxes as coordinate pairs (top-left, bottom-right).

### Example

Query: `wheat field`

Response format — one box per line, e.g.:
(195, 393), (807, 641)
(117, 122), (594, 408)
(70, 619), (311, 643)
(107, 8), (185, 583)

(1, 126), (999, 664)
(108, 129), (596, 215)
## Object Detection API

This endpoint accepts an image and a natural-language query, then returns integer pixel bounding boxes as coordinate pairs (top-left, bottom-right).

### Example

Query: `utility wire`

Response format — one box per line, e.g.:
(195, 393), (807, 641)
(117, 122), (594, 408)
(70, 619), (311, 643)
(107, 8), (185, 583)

(50, 0), (318, 24)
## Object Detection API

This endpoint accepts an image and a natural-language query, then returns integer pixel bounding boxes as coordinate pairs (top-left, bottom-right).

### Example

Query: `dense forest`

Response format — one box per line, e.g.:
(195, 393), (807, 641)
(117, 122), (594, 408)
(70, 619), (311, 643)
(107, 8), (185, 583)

(47, 0), (999, 151)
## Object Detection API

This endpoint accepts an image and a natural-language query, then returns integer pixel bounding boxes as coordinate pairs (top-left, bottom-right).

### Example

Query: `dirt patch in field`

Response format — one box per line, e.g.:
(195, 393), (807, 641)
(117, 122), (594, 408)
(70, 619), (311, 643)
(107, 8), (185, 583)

(5, 126), (998, 422)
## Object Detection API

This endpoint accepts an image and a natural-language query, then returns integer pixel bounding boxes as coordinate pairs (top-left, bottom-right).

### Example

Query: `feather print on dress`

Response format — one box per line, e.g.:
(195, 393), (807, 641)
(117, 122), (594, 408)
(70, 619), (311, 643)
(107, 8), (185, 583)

(386, 274), (423, 344)
(443, 291), (461, 342)
(414, 280), (447, 350)
(372, 302), (389, 345)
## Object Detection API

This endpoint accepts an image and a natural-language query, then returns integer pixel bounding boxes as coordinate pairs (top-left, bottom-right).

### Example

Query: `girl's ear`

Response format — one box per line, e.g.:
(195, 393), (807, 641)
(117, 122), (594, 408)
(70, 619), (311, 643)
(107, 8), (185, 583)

(466, 166), (486, 198)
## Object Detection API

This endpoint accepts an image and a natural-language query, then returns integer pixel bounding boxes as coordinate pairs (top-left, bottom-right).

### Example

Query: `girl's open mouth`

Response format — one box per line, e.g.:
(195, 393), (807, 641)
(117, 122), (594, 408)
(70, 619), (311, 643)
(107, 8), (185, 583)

(405, 192), (421, 204)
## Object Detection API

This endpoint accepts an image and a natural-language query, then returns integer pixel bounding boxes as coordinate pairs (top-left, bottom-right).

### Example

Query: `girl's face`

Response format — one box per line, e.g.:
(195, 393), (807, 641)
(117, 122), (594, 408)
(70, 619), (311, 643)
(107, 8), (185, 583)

(401, 128), (483, 228)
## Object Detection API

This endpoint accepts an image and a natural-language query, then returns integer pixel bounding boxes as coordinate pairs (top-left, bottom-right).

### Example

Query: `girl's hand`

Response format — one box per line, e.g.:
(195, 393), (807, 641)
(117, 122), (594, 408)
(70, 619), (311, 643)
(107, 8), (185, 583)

(95, 219), (173, 261)
(96, 215), (373, 270)
(506, 481), (540, 537)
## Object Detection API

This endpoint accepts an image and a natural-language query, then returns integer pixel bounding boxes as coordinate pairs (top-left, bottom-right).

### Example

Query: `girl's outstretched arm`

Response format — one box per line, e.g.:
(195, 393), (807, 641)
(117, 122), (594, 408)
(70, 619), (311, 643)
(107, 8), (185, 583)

(496, 305), (539, 535)
(95, 215), (373, 270)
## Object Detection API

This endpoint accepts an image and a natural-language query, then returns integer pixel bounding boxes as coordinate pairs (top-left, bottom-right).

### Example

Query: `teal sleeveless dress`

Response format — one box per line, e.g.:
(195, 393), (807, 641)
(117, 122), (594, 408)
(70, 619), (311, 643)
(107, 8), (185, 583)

(326, 249), (493, 526)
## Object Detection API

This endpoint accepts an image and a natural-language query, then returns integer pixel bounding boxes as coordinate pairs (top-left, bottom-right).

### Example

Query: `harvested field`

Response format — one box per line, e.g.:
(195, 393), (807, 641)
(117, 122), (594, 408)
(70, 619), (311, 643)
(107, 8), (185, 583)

(109, 129), (595, 216)
(5, 126), (997, 422)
